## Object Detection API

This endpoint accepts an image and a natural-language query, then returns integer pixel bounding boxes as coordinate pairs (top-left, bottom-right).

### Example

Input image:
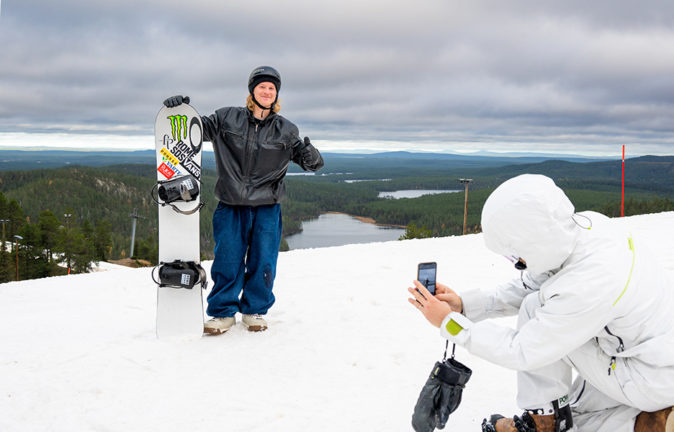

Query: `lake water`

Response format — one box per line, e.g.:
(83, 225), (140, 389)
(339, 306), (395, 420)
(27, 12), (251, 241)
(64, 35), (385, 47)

(285, 213), (406, 250)
(378, 190), (461, 199)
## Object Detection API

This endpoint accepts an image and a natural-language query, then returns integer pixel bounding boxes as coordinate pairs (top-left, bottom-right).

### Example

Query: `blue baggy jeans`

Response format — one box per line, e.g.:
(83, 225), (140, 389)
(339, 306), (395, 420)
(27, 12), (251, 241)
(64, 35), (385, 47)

(207, 202), (282, 318)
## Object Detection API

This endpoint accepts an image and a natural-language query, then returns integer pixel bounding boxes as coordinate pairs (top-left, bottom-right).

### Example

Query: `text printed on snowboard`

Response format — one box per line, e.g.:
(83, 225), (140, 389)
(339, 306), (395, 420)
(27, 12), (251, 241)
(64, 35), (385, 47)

(158, 115), (203, 180)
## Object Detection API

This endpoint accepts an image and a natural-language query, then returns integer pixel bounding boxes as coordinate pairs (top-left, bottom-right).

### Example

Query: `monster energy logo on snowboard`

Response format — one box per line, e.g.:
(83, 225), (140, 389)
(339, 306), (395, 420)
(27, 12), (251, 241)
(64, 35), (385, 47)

(165, 115), (203, 179)
(168, 115), (188, 141)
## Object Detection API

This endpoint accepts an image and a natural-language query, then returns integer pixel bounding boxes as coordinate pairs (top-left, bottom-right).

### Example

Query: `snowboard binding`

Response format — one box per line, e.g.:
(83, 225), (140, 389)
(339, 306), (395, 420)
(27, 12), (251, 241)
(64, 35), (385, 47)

(151, 174), (205, 215)
(152, 260), (208, 290)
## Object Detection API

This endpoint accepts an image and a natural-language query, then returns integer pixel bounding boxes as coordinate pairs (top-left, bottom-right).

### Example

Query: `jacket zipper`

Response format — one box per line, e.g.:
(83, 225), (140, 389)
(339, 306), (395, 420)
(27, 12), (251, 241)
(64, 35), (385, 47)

(242, 121), (258, 198)
(605, 325), (625, 375)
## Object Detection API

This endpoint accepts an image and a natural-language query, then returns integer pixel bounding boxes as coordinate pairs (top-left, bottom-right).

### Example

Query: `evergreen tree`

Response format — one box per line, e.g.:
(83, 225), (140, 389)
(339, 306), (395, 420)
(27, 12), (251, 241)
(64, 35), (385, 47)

(70, 227), (95, 273)
(0, 246), (10, 282)
(0, 192), (7, 243)
(93, 219), (112, 261)
(82, 219), (94, 242)
(0, 193), (9, 282)
(7, 199), (25, 237)
(56, 225), (75, 273)
(38, 210), (61, 264)
(0, 192), (6, 218)
(18, 223), (50, 279)
(399, 222), (432, 240)
(133, 233), (157, 264)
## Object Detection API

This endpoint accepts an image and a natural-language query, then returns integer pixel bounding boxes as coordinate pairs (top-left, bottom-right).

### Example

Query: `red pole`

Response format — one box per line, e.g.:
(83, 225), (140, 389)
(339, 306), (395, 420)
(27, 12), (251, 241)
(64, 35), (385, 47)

(621, 145), (625, 217)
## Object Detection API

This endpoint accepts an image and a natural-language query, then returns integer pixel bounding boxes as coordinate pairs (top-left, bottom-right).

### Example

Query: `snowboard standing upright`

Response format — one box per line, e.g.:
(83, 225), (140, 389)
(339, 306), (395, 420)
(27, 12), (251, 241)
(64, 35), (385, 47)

(153, 104), (207, 339)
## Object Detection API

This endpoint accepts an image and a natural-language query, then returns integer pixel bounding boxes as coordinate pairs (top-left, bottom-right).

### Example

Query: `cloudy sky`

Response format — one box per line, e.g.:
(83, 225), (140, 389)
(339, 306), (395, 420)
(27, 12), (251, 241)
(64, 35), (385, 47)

(1, 0), (674, 156)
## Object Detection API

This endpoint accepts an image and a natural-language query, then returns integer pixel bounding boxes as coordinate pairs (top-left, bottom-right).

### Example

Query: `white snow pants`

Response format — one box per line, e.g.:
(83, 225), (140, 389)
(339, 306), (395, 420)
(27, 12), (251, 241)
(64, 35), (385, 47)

(516, 293), (667, 432)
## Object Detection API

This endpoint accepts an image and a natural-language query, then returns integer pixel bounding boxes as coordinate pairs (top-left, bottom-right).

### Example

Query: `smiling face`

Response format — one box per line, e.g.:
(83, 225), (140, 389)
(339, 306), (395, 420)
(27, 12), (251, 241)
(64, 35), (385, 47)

(253, 81), (277, 108)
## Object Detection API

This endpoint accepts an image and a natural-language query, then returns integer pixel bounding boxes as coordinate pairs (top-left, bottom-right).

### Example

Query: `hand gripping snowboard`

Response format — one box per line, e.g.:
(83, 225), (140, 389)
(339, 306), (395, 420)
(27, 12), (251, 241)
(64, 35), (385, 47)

(153, 104), (206, 339)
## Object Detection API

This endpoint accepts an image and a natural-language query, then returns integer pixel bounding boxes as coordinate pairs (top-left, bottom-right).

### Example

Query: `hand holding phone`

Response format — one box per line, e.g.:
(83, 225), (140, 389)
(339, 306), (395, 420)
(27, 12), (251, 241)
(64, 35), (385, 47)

(417, 262), (437, 295)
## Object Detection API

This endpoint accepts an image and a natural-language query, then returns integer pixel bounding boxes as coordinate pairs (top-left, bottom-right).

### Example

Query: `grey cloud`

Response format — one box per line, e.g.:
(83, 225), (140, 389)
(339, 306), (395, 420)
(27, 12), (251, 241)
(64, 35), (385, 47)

(1, 1), (674, 154)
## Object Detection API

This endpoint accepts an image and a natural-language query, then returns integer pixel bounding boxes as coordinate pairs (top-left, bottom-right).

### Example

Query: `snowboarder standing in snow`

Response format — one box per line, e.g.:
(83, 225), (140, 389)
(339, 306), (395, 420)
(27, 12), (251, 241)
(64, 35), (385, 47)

(164, 66), (323, 334)
(408, 174), (674, 432)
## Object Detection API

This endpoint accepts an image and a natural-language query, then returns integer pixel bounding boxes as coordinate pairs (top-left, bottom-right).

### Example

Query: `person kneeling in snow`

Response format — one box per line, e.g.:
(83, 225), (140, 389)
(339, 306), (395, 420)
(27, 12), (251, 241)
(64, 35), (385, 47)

(408, 174), (674, 432)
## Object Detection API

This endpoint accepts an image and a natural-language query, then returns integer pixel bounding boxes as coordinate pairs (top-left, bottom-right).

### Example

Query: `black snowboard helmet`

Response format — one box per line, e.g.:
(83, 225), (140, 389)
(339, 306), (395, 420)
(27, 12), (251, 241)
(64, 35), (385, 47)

(248, 66), (281, 111)
(248, 66), (281, 94)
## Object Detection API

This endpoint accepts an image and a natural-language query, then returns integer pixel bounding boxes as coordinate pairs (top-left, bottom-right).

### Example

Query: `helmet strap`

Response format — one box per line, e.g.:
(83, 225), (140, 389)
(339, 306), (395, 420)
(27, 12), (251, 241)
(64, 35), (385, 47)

(251, 94), (278, 116)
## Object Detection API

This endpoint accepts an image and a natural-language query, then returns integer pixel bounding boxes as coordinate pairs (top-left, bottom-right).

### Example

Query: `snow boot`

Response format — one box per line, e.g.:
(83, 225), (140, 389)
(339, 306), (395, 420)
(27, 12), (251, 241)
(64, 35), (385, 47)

(242, 314), (268, 332)
(635, 406), (674, 432)
(203, 317), (235, 335)
(482, 401), (572, 432)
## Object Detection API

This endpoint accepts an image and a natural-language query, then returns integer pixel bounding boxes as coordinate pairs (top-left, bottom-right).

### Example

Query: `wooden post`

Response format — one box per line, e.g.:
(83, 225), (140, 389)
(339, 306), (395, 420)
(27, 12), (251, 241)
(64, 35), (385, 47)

(459, 179), (473, 235)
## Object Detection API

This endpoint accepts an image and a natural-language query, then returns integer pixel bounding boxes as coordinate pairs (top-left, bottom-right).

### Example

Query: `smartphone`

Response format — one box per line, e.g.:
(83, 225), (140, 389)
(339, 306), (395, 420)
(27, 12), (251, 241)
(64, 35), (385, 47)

(417, 262), (437, 295)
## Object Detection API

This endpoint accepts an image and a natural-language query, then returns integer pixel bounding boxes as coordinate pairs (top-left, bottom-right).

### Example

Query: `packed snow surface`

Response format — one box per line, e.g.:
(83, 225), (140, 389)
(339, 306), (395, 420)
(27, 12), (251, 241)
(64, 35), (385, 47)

(2, 212), (673, 431)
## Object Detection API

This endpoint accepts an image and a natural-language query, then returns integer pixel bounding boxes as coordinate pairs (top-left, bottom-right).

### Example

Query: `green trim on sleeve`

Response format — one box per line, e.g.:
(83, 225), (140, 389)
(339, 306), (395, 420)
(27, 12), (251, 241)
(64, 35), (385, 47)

(445, 319), (464, 336)
(613, 235), (635, 306)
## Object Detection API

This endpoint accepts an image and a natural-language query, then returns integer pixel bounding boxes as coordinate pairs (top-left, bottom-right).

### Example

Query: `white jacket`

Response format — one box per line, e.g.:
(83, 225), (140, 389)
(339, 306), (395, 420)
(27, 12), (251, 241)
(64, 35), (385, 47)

(441, 175), (674, 402)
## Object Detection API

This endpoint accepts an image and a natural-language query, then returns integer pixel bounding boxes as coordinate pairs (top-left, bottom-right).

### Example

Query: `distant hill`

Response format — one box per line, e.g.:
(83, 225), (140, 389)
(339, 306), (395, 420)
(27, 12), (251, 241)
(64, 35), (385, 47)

(0, 150), (158, 171)
(300, 151), (605, 177)
(465, 156), (674, 193)
(2, 148), (671, 196)
(0, 148), (604, 172)
(335, 150), (601, 162)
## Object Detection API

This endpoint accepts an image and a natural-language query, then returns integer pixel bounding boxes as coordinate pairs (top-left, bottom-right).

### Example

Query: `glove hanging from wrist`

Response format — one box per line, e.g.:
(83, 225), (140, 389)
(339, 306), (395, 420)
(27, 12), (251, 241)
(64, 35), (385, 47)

(412, 343), (472, 432)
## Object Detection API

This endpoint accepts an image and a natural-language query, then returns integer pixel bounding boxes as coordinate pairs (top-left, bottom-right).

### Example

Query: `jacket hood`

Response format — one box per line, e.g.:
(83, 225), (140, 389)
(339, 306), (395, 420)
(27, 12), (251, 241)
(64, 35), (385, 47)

(481, 174), (579, 274)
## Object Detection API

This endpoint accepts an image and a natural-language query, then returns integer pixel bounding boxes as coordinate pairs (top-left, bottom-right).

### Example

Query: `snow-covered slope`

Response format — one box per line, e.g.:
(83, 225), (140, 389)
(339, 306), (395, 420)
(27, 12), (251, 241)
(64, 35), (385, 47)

(1, 212), (673, 431)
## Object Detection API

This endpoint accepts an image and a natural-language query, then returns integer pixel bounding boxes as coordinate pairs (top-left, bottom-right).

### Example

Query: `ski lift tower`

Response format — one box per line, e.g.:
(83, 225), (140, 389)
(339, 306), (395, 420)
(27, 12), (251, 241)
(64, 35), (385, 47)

(459, 179), (473, 235)
(128, 208), (146, 258)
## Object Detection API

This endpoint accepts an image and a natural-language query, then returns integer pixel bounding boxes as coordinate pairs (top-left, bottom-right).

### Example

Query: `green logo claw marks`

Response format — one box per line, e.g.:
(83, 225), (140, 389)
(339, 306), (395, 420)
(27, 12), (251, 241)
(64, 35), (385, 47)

(167, 115), (188, 141)
(162, 111), (203, 180)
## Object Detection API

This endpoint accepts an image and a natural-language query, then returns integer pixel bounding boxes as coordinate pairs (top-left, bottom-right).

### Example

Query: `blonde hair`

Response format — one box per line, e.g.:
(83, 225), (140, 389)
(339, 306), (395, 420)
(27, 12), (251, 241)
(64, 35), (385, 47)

(246, 94), (281, 113)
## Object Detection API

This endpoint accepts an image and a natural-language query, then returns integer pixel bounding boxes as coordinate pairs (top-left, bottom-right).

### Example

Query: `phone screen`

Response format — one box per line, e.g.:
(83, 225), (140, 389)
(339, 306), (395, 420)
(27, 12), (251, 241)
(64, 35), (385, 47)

(417, 262), (437, 295)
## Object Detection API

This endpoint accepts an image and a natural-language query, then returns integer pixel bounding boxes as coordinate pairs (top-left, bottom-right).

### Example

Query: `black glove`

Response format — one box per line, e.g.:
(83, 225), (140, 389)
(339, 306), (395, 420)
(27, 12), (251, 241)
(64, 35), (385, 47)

(412, 380), (441, 432)
(481, 413), (536, 432)
(300, 136), (311, 151)
(163, 95), (190, 108)
(412, 357), (472, 431)
(299, 136), (317, 165)
(481, 416), (498, 432)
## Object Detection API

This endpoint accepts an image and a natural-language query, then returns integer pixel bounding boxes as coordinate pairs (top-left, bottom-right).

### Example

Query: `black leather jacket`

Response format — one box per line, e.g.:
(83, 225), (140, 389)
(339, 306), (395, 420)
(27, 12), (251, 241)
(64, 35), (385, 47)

(202, 107), (324, 206)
